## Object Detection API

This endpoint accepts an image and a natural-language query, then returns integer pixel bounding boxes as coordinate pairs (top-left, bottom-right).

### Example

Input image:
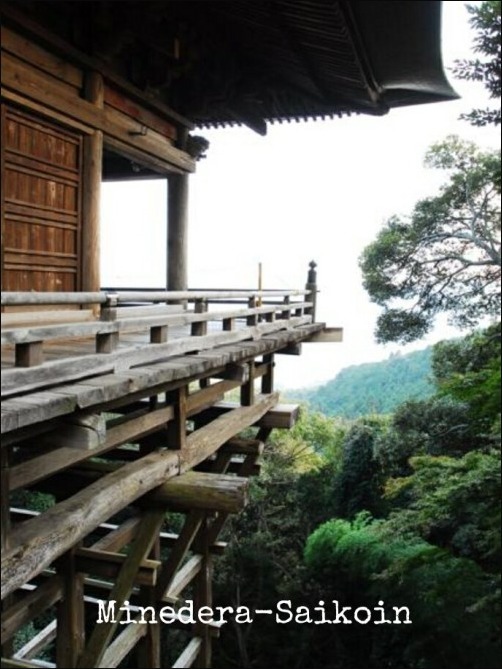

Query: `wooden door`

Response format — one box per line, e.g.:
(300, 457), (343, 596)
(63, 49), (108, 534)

(1, 105), (83, 292)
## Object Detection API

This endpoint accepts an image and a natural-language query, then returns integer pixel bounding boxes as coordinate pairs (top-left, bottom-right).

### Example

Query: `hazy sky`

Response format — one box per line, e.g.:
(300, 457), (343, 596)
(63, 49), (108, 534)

(101, 2), (501, 389)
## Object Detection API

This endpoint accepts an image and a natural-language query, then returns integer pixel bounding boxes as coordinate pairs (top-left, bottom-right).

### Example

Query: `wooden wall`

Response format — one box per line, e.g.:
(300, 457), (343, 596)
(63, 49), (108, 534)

(1, 21), (195, 293)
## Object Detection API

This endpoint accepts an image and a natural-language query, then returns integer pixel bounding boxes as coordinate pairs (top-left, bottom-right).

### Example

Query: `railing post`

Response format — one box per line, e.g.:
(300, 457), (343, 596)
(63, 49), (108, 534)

(305, 260), (318, 322)
(191, 299), (208, 336)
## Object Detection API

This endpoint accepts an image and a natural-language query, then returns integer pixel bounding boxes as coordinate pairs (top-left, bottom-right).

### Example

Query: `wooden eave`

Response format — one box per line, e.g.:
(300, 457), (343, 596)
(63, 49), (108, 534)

(1, 0), (458, 137)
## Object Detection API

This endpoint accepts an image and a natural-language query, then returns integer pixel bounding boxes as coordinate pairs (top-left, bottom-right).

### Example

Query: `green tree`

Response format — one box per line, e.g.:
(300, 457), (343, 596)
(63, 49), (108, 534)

(432, 322), (501, 433)
(360, 137), (501, 343)
(452, 1), (501, 127)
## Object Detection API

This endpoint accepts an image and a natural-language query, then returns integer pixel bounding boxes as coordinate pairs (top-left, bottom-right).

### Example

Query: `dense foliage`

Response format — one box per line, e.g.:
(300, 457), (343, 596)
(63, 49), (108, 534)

(212, 323), (501, 669)
(452, 0), (501, 127)
(290, 347), (434, 417)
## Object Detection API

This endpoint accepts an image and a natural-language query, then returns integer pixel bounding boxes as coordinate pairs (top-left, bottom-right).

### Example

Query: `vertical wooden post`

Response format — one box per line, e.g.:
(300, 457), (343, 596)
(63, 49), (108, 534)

(261, 353), (275, 394)
(194, 515), (213, 669)
(166, 385), (188, 450)
(191, 299), (208, 336)
(1, 448), (13, 659)
(241, 361), (255, 406)
(247, 296), (258, 326)
(56, 548), (85, 668)
(167, 173), (189, 292)
(137, 538), (161, 668)
(82, 72), (104, 295)
(305, 260), (318, 321)
(281, 295), (291, 320)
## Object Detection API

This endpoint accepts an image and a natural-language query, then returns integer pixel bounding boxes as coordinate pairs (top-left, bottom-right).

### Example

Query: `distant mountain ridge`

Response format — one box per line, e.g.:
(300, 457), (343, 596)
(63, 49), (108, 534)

(288, 347), (434, 418)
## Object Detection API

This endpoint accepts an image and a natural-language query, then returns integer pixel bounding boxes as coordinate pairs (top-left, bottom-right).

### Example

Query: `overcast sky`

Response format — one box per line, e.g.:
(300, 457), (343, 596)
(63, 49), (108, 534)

(101, 1), (501, 389)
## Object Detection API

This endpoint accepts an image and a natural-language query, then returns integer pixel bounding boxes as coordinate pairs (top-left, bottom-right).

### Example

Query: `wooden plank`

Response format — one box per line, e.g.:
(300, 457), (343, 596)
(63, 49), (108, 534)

(1, 316), (311, 398)
(75, 548), (160, 587)
(1, 576), (63, 642)
(0, 659), (55, 668)
(89, 516), (141, 552)
(1, 310), (95, 328)
(1, 292), (105, 306)
(2, 394), (278, 598)
(172, 638), (203, 669)
(1, 26), (83, 88)
(76, 510), (165, 668)
(3, 324), (323, 436)
(306, 327), (344, 342)
(13, 620), (57, 661)
(155, 512), (204, 600)
(165, 555), (203, 601)
(98, 618), (146, 668)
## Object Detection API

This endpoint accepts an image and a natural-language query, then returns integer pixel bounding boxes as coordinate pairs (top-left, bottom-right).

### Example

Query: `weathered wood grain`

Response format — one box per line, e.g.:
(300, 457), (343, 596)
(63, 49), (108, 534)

(2, 394), (278, 598)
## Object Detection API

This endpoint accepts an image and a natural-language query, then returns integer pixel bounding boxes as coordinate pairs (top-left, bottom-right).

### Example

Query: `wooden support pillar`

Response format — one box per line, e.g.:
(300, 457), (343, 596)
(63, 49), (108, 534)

(56, 548), (85, 668)
(247, 296), (258, 326)
(240, 361), (255, 407)
(167, 173), (189, 292)
(166, 385), (188, 450)
(193, 516), (213, 669)
(82, 71), (104, 294)
(261, 353), (275, 394)
(137, 538), (161, 668)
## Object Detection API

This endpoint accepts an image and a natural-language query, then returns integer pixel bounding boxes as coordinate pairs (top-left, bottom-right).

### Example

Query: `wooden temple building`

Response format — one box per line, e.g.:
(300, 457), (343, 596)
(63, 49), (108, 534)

(1, 2), (456, 667)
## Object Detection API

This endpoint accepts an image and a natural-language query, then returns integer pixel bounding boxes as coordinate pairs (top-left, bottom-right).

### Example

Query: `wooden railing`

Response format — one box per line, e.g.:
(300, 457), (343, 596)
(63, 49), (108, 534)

(1, 285), (317, 398)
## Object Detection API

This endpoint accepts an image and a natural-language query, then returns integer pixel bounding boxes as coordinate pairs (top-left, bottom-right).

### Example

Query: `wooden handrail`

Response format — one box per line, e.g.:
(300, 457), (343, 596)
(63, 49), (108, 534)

(1, 289), (309, 307)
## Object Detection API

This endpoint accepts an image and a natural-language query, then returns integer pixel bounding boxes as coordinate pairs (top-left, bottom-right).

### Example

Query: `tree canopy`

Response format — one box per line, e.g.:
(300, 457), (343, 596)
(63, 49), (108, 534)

(360, 137), (501, 343)
(452, 0), (501, 127)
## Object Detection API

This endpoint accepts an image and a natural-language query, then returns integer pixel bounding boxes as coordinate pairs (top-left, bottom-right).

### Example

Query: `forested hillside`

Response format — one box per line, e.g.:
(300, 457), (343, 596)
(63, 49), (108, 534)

(209, 322), (501, 669)
(290, 348), (434, 417)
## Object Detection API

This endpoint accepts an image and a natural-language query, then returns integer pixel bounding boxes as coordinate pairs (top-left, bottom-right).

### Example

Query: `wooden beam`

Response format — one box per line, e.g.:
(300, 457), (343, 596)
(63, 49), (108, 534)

(2, 394), (278, 599)
(1, 577), (63, 643)
(305, 327), (344, 343)
(76, 510), (165, 668)
(144, 472), (249, 513)
(164, 555), (203, 601)
(98, 618), (146, 668)
(200, 401), (300, 430)
(172, 638), (202, 669)
(13, 620), (57, 661)
(14, 342), (43, 368)
(276, 342), (302, 355)
(74, 547), (160, 587)
(1, 51), (194, 173)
